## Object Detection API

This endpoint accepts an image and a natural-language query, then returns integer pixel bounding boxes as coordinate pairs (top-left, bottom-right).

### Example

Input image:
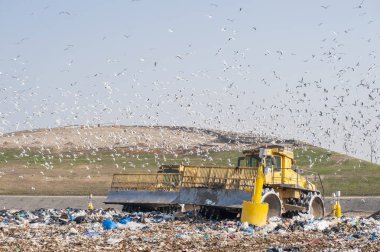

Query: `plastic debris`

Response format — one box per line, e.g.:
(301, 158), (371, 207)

(119, 217), (132, 224)
(304, 219), (331, 231)
(69, 227), (79, 235)
(369, 210), (380, 220)
(175, 233), (191, 239)
(74, 215), (86, 224)
(106, 237), (123, 245)
(102, 219), (117, 230)
(83, 231), (102, 236)
(0, 208), (379, 251)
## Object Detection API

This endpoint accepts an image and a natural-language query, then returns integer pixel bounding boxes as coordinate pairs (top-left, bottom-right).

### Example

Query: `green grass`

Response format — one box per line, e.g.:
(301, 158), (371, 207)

(0, 146), (379, 196)
(293, 147), (380, 196)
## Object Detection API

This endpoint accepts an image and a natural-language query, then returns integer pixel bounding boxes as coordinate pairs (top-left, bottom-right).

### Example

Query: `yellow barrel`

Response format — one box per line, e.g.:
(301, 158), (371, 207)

(241, 201), (269, 226)
(335, 202), (342, 218)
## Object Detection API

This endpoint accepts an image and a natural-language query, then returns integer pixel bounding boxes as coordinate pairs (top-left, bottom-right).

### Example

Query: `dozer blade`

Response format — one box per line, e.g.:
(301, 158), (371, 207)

(177, 165), (257, 209)
(105, 190), (179, 208)
(177, 187), (251, 209)
(105, 173), (181, 209)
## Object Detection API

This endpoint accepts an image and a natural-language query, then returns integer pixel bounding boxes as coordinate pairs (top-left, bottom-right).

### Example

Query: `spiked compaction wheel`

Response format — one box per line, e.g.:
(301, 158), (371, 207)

(262, 189), (283, 218)
(307, 193), (325, 218)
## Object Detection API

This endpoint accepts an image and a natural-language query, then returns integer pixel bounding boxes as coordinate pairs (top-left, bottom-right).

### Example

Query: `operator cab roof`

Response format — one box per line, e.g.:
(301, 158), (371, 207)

(242, 144), (294, 159)
(242, 144), (289, 153)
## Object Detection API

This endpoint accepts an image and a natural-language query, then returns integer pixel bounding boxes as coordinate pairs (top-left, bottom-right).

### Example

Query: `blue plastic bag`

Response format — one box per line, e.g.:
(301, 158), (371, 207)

(119, 217), (132, 224)
(102, 219), (117, 230)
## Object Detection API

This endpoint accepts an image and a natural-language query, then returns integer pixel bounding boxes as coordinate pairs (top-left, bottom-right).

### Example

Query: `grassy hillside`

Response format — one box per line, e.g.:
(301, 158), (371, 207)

(0, 146), (379, 196)
(294, 147), (380, 196)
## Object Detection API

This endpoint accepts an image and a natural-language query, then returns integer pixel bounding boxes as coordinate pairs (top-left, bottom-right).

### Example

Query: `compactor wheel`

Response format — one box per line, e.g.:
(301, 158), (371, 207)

(262, 189), (283, 218)
(307, 193), (325, 218)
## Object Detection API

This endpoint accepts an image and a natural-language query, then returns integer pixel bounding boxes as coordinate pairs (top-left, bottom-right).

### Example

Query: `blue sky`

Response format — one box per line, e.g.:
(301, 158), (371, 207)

(0, 0), (379, 161)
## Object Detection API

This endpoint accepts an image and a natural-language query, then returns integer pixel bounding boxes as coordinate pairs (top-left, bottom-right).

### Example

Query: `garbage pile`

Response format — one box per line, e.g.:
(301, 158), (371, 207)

(0, 208), (379, 251)
(370, 210), (380, 221)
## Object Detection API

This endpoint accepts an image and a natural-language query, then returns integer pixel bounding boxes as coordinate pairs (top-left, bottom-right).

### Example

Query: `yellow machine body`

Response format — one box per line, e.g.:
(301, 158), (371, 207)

(106, 145), (325, 220)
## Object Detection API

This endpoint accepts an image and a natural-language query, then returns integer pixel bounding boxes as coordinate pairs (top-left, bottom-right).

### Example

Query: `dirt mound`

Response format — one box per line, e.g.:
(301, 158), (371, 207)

(0, 125), (269, 153)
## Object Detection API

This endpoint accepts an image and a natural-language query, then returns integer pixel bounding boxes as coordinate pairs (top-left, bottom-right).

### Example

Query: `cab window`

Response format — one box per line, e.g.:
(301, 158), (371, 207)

(265, 156), (281, 170)
(246, 156), (259, 167)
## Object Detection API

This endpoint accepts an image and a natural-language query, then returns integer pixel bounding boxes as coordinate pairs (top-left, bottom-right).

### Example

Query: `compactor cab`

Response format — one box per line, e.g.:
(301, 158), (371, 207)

(237, 145), (324, 218)
(240, 147), (291, 170)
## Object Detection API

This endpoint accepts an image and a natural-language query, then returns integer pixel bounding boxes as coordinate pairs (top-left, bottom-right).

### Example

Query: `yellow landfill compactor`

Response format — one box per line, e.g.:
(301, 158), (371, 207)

(105, 145), (325, 220)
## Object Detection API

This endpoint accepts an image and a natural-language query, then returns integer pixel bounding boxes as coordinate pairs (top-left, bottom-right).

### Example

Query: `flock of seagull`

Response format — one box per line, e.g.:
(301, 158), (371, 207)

(0, 0), (379, 193)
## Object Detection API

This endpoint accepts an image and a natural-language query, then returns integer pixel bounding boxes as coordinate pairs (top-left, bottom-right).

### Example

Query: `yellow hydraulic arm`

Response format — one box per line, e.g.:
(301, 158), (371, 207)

(241, 161), (269, 226)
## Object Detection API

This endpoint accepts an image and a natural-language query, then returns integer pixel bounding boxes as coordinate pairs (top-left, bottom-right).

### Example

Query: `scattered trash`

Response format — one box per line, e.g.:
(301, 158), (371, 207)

(69, 227), (79, 235)
(267, 246), (300, 252)
(304, 219), (331, 231)
(118, 221), (145, 230)
(106, 237), (123, 245)
(369, 210), (380, 220)
(0, 208), (379, 250)
(74, 215), (86, 224)
(175, 233), (191, 239)
(83, 231), (102, 236)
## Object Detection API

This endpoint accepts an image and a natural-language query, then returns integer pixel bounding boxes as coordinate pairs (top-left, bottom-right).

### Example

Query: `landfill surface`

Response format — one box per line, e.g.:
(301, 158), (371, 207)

(0, 208), (380, 252)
